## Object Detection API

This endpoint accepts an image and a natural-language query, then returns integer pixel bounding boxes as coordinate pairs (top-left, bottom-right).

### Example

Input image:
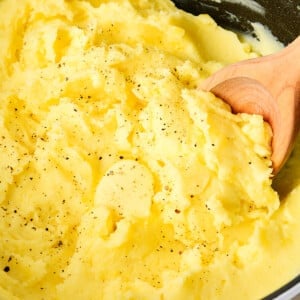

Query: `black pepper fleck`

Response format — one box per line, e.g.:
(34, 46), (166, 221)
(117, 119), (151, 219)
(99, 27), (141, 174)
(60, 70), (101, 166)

(3, 266), (10, 272)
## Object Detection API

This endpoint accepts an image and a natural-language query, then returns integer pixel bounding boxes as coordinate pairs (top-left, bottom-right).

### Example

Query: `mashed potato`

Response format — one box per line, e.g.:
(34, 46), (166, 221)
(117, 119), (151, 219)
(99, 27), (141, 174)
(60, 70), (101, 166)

(0, 0), (299, 299)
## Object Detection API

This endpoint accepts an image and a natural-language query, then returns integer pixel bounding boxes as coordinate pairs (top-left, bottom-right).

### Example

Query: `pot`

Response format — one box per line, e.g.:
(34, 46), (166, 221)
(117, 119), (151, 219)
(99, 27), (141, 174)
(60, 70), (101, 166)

(171, 0), (299, 45)
(171, 0), (300, 299)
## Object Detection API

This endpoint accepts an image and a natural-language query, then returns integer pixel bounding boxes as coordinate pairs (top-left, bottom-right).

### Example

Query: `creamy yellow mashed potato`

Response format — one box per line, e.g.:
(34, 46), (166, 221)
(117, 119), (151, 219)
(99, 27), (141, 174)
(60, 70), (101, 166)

(0, 0), (299, 299)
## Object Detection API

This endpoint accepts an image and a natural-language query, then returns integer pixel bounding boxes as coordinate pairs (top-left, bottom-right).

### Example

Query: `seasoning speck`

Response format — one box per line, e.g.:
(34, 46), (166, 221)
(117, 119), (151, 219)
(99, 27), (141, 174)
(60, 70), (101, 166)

(3, 266), (10, 272)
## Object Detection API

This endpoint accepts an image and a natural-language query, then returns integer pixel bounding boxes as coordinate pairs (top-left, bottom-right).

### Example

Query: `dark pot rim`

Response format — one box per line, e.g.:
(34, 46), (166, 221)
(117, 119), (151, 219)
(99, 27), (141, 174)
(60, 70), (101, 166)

(172, 0), (300, 45)
(263, 275), (300, 300)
